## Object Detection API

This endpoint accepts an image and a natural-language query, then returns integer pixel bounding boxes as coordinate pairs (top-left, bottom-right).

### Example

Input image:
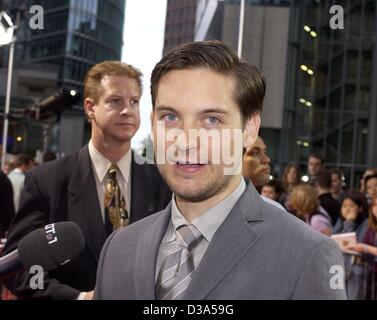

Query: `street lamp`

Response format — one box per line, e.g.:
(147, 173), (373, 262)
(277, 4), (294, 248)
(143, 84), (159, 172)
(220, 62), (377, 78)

(0, 11), (14, 45)
(0, 11), (16, 171)
(237, 0), (246, 57)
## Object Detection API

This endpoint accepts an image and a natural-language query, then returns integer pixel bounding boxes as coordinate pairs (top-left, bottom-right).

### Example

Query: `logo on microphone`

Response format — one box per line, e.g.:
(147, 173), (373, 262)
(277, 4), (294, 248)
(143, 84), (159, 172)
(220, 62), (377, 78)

(45, 224), (58, 245)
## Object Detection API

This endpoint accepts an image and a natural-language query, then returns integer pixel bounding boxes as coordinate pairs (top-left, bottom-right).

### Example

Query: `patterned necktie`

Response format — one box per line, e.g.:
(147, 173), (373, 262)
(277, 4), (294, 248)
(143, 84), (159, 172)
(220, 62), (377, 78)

(104, 164), (129, 231)
(156, 224), (203, 300)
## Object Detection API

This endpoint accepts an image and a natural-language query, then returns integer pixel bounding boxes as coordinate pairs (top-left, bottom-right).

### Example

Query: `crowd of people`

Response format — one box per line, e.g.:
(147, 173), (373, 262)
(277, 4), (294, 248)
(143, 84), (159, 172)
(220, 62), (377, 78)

(242, 138), (377, 299)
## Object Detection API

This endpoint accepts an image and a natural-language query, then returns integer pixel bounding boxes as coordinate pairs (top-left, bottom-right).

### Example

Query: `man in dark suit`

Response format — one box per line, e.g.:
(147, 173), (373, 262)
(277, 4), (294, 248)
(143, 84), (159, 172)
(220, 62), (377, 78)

(2, 61), (171, 300)
(0, 171), (15, 239)
(315, 169), (340, 225)
(94, 41), (346, 300)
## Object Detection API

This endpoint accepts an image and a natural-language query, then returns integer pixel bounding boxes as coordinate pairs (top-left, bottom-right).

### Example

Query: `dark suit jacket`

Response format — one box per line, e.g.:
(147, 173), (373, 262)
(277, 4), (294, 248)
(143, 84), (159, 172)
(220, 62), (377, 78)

(94, 182), (347, 300)
(2, 146), (171, 299)
(0, 171), (15, 239)
(319, 192), (340, 225)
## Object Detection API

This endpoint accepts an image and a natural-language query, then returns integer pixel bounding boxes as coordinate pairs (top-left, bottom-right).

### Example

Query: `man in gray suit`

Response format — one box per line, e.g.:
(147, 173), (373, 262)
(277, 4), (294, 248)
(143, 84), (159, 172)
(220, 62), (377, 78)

(94, 40), (347, 300)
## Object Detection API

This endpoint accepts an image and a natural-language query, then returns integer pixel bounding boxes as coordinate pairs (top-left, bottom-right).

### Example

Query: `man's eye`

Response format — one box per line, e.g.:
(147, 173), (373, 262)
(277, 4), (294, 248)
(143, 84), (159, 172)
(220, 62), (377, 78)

(130, 99), (139, 107)
(205, 116), (220, 125)
(109, 98), (121, 106)
(162, 114), (178, 122)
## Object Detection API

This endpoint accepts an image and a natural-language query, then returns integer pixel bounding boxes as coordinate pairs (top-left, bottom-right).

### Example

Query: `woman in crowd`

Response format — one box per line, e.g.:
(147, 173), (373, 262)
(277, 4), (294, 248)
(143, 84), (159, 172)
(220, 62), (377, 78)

(365, 174), (377, 205)
(289, 184), (333, 236)
(333, 190), (369, 241)
(359, 168), (377, 194)
(332, 190), (369, 299)
(281, 163), (302, 195)
(345, 196), (377, 299)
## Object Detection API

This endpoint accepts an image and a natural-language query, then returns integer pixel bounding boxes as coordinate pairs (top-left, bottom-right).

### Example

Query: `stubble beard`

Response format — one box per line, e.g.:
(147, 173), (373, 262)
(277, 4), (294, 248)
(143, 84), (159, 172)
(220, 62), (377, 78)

(158, 164), (233, 203)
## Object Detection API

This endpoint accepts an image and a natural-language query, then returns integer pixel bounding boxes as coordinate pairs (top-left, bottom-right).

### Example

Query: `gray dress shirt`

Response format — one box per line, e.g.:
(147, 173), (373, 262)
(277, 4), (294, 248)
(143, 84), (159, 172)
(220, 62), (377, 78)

(155, 178), (246, 281)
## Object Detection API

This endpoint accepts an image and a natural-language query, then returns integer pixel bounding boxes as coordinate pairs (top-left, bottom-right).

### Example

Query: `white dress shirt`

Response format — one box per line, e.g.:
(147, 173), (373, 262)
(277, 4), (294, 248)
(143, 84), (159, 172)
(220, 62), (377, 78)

(7, 168), (25, 211)
(88, 140), (132, 223)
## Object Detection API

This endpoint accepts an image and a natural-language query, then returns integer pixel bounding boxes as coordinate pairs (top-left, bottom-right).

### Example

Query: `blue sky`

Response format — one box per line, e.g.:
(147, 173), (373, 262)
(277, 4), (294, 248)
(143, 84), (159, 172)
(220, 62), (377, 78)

(122, 0), (167, 150)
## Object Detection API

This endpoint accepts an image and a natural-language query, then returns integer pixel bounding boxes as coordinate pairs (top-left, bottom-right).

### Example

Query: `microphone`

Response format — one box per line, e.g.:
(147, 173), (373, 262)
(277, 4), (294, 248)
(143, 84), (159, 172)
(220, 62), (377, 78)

(0, 222), (85, 281)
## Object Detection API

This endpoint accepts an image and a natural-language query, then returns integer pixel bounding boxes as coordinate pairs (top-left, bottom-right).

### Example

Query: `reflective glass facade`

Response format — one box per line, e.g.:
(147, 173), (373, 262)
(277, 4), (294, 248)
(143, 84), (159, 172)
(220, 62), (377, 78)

(281, 0), (377, 186)
(3, 0), (125, 90)
(163, 0), (198, 55)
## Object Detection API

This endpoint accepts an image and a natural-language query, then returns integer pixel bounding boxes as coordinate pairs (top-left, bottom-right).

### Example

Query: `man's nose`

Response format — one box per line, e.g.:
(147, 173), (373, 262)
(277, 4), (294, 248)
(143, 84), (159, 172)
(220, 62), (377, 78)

(173, 126), (197, 152)
(176, 136), (197, 153)
(261, 152), (271, 164)
(120, 101), (133, 115)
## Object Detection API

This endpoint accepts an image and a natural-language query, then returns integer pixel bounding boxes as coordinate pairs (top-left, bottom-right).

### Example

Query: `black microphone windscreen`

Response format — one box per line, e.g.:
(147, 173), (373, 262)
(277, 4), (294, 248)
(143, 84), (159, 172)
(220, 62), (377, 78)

(17, 222), (85, 271)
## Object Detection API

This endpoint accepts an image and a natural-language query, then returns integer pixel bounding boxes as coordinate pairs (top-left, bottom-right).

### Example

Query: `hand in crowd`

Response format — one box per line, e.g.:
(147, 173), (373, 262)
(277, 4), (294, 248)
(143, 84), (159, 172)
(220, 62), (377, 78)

(344, 243), (377, 256)
(83, 291), (94, 300)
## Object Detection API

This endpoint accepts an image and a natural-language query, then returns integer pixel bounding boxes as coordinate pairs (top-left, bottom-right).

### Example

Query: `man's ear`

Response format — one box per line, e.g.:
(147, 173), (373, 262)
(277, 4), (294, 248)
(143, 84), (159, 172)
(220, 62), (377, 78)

(243, 113), (261, 149)
(150, 110), (155, 143)
(84, 98), (96, 120)
(150, 109), (154, 126)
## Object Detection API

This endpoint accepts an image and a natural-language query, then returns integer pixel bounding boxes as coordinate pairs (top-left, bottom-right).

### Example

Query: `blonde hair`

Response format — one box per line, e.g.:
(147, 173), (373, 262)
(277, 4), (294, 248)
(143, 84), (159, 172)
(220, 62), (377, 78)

(290, 184), (319, 219)
(83, 60), (143, 103)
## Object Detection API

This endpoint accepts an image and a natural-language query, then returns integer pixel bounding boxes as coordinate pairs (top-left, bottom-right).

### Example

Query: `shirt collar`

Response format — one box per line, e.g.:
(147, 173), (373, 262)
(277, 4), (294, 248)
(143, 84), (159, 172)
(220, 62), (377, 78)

(169, 178), (246, 243)
(13, 168), (23, 174)
(88, 140), (131, 184)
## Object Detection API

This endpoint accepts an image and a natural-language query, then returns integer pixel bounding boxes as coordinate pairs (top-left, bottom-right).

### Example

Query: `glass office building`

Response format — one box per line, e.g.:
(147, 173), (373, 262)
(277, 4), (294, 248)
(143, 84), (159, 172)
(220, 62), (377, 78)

(281, 0), (377, 187)
(2, 0), (125, 90)
(163, 0), (198, 55)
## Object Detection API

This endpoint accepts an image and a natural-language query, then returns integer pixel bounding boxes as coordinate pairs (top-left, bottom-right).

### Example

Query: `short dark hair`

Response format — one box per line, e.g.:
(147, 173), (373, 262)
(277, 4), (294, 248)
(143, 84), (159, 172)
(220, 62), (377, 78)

(309, 153), (324, 165)
(315, 170), (332, 189)
(151, 40), (266, 125)
(14, 154), (34, 167)
(330, 168), (343, 180)
(263, 179), (284, 195)
(365, 174), (377, 187)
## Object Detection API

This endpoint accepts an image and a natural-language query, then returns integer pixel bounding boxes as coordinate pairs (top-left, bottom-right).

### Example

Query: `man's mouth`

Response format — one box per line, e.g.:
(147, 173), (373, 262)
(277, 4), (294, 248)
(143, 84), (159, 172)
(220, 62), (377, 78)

(176, 160), (205, 165)
(175, 162), (206, 173)
(115, 123), (134, 126)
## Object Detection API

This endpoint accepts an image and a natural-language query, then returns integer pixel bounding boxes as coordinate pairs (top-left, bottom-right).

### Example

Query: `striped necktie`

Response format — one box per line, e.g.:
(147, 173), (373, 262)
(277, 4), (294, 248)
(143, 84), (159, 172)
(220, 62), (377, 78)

(156, 224), (203, 300)
(104, 164), (129, 231)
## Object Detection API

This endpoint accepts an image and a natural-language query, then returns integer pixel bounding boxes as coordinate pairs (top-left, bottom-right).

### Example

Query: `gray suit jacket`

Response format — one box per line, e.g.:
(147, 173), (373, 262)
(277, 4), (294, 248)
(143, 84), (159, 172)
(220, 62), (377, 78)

(94, 183), (347, 300)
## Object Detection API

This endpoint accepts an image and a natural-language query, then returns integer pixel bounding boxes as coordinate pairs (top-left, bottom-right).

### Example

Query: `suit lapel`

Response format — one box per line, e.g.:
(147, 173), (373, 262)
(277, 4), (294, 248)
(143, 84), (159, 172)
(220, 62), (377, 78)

(134, 204), (172, 299)
(67, 146), (106, 262)
(130, 153), (157, 222)
(183, 183), (264, 299)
